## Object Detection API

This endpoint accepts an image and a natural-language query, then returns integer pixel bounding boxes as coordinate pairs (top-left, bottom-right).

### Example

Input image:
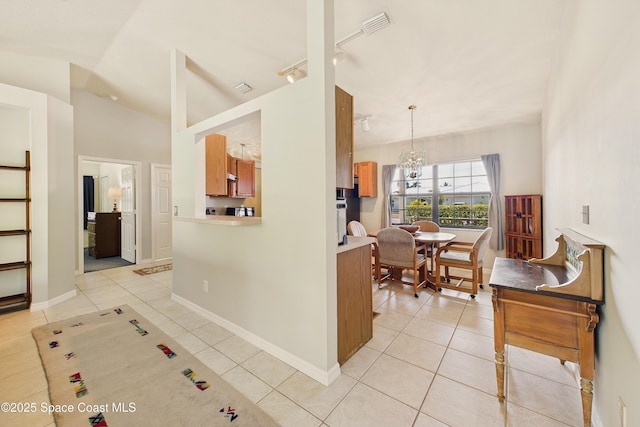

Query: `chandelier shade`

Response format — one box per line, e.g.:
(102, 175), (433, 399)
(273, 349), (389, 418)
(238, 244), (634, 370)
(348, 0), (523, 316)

(398, 105), (426, 179)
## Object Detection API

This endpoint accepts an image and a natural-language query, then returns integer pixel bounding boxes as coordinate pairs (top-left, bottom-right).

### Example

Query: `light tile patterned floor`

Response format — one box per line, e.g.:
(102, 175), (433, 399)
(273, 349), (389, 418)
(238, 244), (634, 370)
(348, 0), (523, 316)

(0, 264), (585, 426)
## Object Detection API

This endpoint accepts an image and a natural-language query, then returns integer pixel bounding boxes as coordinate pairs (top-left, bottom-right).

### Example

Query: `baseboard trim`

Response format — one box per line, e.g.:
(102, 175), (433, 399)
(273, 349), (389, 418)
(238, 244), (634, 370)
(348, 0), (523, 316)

(172, 294), (340, 386)
(30, 289), (77, 311)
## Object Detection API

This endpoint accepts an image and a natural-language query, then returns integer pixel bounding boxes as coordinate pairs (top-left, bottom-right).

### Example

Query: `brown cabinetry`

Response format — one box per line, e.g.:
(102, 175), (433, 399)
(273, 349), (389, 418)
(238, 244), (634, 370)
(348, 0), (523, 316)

(337, 243), (373, 364)
(206, 134), (255, 198)
(505, 195), (542, 260)
(354, 161), (377, 197)
(88, 212), (121, 259)
(336, 86), (354, 189)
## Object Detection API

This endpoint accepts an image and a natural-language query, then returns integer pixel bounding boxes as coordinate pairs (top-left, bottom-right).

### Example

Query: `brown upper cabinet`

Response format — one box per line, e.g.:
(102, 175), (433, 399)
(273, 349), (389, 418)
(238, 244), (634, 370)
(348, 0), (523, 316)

(205, 134), (228, 196)
(354, 161), (378, 197)
(205, 133), (255, 198)
(336, 86), (354, 189)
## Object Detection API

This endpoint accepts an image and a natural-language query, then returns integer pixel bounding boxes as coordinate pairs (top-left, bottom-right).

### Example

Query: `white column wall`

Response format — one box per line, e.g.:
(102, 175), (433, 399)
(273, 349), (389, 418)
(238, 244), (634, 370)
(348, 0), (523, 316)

(171, 0), (339, 384)
(542, 1), (640, 425)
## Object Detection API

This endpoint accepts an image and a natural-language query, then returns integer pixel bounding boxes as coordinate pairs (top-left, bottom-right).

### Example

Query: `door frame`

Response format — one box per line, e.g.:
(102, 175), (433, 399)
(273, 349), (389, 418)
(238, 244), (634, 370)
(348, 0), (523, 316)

(77, 156), (142, 274)
(151, 163), (172, 261)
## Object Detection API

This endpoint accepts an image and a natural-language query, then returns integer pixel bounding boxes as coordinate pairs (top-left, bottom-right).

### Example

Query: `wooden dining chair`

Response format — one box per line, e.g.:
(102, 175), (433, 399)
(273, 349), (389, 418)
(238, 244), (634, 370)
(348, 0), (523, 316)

(434, 227), (493, 298)
(412, 220), (440, 267)
(375, 227), (427, 297)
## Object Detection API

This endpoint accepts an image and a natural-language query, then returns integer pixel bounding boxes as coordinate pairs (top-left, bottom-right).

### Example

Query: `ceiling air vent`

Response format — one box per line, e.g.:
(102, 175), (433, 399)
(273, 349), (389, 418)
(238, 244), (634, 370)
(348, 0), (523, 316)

(361, 12), (391, 35)
(234, 82), (253, 94)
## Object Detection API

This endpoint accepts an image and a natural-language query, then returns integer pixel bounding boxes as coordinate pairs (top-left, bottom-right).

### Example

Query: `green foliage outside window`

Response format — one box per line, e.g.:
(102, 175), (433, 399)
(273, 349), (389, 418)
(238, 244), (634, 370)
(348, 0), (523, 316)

(406, 199), (489, 227)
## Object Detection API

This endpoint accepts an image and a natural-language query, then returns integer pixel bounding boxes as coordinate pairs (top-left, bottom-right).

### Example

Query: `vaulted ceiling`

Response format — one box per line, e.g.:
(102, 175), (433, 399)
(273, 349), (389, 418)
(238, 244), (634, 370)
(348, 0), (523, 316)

(0, 0), (568, 160)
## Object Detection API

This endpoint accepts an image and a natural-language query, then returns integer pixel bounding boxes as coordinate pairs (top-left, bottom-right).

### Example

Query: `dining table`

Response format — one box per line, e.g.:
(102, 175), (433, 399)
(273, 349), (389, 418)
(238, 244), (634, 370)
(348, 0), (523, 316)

(370, 229), (456, 291)
(413, 231), (457, 290)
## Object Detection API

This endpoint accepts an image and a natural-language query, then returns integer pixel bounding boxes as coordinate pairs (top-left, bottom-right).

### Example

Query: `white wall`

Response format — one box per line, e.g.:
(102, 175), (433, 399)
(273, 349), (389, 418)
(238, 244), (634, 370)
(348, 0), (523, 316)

(171, 0), (340, 384)
(542, 1), (640, 425)
(0, 83), (75, 306)
(72, 88), (171, 262)
(355, 121), (542, 268)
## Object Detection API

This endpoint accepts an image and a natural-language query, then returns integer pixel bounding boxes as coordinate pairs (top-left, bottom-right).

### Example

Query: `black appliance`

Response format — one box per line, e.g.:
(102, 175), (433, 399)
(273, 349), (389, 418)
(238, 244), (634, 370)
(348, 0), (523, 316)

(225, 207), (254, 217)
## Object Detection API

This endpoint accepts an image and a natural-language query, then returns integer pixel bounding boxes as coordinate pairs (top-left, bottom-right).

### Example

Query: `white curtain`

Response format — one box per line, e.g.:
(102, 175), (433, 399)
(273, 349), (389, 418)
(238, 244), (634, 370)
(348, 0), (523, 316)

(381, 164), (396, 229)
(481, 153), (504, 251)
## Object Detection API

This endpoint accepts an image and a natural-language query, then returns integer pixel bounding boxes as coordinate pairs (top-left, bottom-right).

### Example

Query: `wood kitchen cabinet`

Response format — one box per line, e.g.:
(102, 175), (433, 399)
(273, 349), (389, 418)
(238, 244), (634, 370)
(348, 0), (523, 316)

(206, 133), (255, 198)
(354, 161), (377, 197)
(337, 242), (373, 364)
(505, 194), (542, 260)
(336, 86), (354, 189)
(205, 134), (228, 196)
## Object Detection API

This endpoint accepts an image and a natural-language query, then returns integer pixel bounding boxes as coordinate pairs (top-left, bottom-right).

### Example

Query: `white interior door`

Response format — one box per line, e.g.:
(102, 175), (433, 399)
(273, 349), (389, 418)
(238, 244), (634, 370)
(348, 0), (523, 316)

(121, 166), (136, 263)
(152, 164), (172, 260)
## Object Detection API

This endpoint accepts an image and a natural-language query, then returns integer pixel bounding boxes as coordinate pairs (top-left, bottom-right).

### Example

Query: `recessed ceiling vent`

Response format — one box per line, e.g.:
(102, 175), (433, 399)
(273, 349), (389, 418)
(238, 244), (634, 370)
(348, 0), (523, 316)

(234, 82), (253, 94)
(362, 12), (391, 35)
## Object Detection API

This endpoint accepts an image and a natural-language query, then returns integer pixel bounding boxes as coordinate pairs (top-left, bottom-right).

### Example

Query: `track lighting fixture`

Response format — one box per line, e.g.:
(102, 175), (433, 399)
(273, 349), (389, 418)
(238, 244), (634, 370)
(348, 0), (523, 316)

(278, 11), (391, 81)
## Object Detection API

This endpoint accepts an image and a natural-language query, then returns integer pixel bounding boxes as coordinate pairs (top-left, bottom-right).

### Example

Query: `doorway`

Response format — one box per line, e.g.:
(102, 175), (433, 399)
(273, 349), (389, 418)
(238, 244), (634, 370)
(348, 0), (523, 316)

(77, 156), (142, 274)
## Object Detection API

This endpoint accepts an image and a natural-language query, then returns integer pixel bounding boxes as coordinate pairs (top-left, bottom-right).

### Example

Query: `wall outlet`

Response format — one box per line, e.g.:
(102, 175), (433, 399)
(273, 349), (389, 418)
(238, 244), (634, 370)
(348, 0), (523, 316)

(582, 205), (590, 224)
(618, 396), (627, 427)
(203, 280), (209, 293)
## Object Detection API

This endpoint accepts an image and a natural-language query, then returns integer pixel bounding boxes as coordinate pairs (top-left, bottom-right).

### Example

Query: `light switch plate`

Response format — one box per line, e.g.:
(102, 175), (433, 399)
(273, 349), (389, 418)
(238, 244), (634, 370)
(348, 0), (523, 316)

(582, 205), (589, 224)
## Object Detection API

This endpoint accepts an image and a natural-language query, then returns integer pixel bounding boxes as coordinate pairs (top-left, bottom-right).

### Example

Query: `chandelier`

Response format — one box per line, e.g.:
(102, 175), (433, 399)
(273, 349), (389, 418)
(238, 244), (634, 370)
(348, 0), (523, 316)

(398, 105), (426, 179)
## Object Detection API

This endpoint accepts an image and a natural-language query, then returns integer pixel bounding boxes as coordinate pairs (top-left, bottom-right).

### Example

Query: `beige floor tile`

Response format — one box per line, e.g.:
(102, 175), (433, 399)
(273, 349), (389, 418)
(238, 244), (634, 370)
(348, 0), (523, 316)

(457, 310), (494, 338)
(421, 375), (506, 427)
(191, 322), (234, 346)
(221, 365), (273, 403)
(258, 390), (322, 427)
(413, 301), (464, 327)
(361, 353), (434, 409)
(462, 299), (494, 319)
(172, 311), (210, 331)
(506, 346), (579, 387)
(324, 383), (417, 427)
(214, 335), (261, 363)
(339, 345), (381, 380)
(402, 316), (456, 347)
(437, 348), (498, 395)
(372, 308), (413, 332)
(378, 293), (426, 317)
(413, 412), (449, 427)
(194, 347), (237, 375)
(423, 292), (468, 310)
(173, 331), (209, 354)
(507, 367), (582, 425)
(277, 371), (356, 420)
(506, 402), (572, 426)
(384, 333), (446, 373)
(365, 324), (399, 353)
(242, 351), (297, 387)
(154, 319), (188, 337)
(448, 328), (495, 362)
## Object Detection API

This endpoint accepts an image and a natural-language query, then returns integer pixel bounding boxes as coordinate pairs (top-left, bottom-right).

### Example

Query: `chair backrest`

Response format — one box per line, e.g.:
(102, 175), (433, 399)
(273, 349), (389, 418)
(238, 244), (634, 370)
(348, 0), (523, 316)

(376, 227), (416, 266)
(473, 227), (493, 260)
(412, 220), (440, 232)
(347, 220), (367, 237)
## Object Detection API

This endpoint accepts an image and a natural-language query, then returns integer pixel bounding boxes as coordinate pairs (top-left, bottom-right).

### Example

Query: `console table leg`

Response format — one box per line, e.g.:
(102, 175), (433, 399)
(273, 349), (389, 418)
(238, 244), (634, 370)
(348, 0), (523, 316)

(495, 351), (505, 401)
(580, 377), (593, 427)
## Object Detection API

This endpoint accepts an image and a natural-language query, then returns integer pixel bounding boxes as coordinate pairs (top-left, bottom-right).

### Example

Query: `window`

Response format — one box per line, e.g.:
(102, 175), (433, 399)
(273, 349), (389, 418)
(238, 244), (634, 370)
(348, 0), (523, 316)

(391, 160), (490, 228)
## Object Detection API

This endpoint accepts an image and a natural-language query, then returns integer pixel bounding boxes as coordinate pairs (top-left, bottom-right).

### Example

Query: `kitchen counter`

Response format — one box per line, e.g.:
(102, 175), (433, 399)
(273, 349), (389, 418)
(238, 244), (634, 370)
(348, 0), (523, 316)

(337, 236), (375, 254)
(173, 215), (262, 226)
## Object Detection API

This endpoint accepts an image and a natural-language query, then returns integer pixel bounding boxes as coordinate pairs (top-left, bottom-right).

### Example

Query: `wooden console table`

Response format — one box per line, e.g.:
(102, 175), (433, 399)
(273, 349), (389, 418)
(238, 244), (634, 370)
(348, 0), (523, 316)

(489, 229), (604, 427)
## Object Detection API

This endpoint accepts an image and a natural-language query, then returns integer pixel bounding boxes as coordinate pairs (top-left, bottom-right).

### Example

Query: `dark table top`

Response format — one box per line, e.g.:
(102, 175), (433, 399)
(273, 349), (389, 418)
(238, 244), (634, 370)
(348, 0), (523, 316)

(489, 258), (603, 304)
